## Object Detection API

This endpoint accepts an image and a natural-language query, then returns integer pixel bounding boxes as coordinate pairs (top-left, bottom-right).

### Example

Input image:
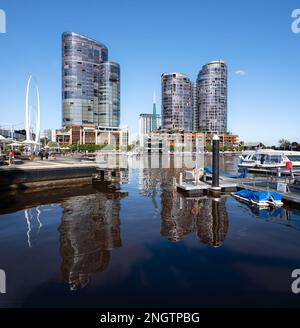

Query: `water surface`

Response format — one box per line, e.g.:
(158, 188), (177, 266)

(0, 156), (300, 307)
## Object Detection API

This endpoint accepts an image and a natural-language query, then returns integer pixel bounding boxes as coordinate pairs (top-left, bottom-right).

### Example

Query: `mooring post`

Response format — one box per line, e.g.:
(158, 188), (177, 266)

(212, 135), (220, 188)
(179, 172), (183, 185)
(208, 134), (221, 196)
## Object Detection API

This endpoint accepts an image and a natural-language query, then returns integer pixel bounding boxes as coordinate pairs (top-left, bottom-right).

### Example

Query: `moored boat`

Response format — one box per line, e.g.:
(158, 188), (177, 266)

(238, 150), (300, 169)
(232, 189), (283, 207)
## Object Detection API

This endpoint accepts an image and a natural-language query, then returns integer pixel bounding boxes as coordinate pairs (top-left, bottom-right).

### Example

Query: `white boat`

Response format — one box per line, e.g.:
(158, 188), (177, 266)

(282, 151), (300, 167)
(238, 149), (300, 169)
(238, 150), (255, 161)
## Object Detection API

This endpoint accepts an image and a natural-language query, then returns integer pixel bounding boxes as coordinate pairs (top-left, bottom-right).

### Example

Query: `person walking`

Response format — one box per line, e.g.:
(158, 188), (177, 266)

(38, 149), (44, 160)
(9, 148), (15, 166)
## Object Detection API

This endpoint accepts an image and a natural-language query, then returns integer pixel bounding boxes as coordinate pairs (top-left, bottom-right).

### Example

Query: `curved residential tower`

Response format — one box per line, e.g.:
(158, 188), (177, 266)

(99, 62), (120, 127)
(62, 32), (108, 126)
(161, 72), (193, 131)
(196, 61), (227, 133)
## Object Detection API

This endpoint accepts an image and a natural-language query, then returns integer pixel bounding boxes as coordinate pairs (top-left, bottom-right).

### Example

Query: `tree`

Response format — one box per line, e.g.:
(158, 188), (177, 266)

(278, 139), (291, 150)
(47, 141), (59, 148)
(291, 142), (299, 151)
(69, 144), (106, 152)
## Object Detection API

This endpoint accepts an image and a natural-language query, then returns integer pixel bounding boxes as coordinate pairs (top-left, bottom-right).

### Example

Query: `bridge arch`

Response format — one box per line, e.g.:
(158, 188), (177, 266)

(25, 75), (41, 150)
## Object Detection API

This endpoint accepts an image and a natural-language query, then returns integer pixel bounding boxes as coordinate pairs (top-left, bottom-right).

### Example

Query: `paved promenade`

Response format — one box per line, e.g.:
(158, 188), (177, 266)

(0, 157), (96, 170)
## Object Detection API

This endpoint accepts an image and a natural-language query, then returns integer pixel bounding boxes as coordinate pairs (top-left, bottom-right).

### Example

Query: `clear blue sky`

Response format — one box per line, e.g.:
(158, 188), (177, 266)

(0, 0), (300, 145)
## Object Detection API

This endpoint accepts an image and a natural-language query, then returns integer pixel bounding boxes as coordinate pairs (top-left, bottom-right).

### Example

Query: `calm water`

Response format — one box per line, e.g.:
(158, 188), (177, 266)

(1, 156), (300, 308)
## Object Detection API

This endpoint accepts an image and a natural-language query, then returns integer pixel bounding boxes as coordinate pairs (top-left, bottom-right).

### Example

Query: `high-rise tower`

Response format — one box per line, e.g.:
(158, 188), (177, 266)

(161, 72), (193, 131)
(99, 61), (120, 127)
(196, 61), (227, 133)
(62, 32), (120, 128)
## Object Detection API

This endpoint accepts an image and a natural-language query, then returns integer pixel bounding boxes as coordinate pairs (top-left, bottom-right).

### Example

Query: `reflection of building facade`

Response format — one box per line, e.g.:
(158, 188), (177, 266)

(59, 190), (127, 290)
(161, 196), (195, 241)
(138, 168), (161, 209)
(52, 125), (129, 147)
(161, 72), (193, 131)
(196, 198), (228, 247)
(160, 170), (195, 241)
(160, 170), (229, 245)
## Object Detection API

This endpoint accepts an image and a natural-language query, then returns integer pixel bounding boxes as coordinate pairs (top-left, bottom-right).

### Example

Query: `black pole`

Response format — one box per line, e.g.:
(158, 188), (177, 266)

(212, 135), (220, 187)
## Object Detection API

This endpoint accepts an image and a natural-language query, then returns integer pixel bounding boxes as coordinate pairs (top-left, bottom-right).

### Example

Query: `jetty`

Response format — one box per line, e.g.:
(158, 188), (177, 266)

(0, 156), (127, 192)
(176, 135), (300, 206)
(177, 174), (300, 205)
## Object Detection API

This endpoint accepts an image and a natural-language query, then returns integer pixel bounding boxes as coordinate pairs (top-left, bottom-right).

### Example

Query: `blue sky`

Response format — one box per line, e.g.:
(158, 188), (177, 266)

(0, 0), (300, 145)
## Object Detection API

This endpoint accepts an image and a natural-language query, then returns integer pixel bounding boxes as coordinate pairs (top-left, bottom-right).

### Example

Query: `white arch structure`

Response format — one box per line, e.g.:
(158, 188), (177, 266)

(25, 75), (41, 151)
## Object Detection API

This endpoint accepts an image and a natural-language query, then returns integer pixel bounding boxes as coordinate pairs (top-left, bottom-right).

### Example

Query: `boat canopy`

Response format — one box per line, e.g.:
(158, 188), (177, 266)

(235, 190), (282, 202)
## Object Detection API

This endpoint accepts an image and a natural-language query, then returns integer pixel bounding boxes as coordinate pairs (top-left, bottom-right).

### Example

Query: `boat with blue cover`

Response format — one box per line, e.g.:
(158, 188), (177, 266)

(232, 189), (283, 207)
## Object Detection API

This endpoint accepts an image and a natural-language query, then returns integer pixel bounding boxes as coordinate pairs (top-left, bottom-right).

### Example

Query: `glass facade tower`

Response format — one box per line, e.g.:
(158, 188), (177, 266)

(99, 62), (120, 127)
(196, 61), (227, 133)
(62, 32), (120, 127)
(161, 72), (193, 131)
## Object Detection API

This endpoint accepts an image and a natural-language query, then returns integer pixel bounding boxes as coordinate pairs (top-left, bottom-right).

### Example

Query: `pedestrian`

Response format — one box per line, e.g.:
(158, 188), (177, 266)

(9, 148), (15, 166)
(45, 150), (49, 159)
(38, 149), (44, 160)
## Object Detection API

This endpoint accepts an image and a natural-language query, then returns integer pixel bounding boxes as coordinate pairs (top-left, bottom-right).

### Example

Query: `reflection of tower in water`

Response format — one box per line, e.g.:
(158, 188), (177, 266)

(59, 190), (127, 290)
(160, 169), (228, 246)
(138, 168), (161, 209)
(196, 198), (228, 247)
(160, 169), (195, 241)
(160, 195), (195, 242)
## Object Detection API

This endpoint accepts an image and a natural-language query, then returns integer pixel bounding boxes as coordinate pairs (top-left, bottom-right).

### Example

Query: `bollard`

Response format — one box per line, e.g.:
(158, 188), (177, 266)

(179, 172), (183, 185)
(212, 135), (220, 188)
(277, 167), (281, 178)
